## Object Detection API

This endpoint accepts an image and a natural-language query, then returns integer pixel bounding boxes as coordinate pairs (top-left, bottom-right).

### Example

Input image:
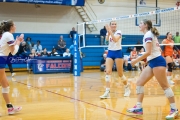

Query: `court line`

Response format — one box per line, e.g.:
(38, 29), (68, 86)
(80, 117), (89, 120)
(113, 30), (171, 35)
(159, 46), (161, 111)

(15, 81), (143, 120)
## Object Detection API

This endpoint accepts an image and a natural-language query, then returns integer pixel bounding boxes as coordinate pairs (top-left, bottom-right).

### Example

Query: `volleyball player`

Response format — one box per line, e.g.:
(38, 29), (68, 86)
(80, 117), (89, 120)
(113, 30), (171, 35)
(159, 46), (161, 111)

(99, 21), (131, 99)
(0, 20), (23, 114)
(162, 32), (175, 85)
(127, 19), (179, 119)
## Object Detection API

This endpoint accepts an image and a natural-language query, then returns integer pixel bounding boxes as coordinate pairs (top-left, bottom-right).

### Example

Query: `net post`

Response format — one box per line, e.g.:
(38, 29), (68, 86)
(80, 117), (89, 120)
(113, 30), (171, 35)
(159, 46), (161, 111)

(73, 34), (81, 76)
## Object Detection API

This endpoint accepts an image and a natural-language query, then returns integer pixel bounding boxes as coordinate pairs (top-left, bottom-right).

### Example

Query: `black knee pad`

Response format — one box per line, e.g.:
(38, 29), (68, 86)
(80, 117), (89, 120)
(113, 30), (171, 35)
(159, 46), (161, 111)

(167, 62), (174, 72)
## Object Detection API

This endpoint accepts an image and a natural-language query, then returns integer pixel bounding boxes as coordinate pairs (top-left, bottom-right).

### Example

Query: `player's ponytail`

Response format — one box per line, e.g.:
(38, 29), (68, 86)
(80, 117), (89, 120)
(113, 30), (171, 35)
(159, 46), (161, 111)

(0, 22), (5, 36)
(0, 20), (14, 36)
(143, 19), (160, 36)
(151, 27), (160, 37)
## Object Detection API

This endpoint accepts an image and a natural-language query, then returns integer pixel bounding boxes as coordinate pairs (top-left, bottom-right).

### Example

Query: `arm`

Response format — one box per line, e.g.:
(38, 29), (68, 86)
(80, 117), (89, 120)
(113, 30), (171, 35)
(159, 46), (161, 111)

(131, 43), (152, 65)
(108, 31), (121, 43)
(105, 24), (121, 42)
(9, 34), (24, 55)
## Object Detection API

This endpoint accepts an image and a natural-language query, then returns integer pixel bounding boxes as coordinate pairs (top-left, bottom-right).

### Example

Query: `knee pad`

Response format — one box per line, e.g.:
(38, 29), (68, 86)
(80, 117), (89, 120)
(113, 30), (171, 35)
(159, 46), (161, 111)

(136, 86), (144, 94)
(167, 62), (174, 72)
(105, 75), (111, 82)
(164, 87), (174, 98)
(2, 87), (10, 93)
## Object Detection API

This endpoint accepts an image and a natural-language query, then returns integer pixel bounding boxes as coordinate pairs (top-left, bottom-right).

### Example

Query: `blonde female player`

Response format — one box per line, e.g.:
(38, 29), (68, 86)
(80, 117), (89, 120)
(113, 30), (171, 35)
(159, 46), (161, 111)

(0, 20), (23, 114)
(127, 19), (179, 119)
(162, 32), (175, 85)
(100, 21), (131, 99)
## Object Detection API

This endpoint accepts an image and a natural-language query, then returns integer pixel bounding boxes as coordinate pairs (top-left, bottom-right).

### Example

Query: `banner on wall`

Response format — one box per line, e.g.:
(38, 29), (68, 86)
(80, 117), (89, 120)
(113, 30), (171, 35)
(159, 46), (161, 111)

(33, 59), (71, 73)
(0, 0), (85, 6)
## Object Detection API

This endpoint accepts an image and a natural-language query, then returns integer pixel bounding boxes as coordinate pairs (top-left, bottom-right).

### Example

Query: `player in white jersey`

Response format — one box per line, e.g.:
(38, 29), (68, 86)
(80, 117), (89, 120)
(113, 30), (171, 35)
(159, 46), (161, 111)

(99, 21), (131, 99)
(127, 19), (179, 119)
(0, 20), (24, 115)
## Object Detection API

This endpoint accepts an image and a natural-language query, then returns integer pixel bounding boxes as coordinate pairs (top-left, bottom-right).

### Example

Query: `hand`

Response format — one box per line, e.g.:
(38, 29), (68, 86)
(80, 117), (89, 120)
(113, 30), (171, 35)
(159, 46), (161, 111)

(131, 59), (138, 66)
(16, 34), (24, 43)
(105, 24), (111, 34)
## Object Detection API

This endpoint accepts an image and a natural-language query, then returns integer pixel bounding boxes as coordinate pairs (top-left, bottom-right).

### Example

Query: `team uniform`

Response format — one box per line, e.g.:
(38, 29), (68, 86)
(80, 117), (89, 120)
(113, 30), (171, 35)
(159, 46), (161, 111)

(127, 31), (179, 119)
(143, 31), (166, 68)
(163, 39), (174, 57)
(130, 51), (138, 60)
(107, 30), (123, 59)
(162, 39), (174, 85)
(0, 32), (15, 68)
(100, 30), (131, 99)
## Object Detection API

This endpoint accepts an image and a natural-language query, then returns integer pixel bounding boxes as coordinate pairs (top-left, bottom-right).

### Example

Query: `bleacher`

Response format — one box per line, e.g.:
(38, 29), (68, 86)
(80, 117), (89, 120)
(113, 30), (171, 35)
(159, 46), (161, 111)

(7, 33), (166, 70)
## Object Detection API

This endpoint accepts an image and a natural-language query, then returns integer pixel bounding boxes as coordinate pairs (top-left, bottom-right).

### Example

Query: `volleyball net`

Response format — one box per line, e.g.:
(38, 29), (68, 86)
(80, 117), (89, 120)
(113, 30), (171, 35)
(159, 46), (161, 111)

(77, 6), (180, 48)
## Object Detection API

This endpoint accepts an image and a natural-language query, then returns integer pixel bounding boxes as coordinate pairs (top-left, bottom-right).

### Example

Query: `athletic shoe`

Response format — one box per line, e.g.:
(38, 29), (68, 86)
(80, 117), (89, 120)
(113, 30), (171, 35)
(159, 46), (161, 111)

(166, 108), (179, 120)
(124, 84), (131, 97)
(127, 105), (143, 115)
(100, 90), (110, 99)
(8, 106), (22, 115)
(11, 73), (16, 77)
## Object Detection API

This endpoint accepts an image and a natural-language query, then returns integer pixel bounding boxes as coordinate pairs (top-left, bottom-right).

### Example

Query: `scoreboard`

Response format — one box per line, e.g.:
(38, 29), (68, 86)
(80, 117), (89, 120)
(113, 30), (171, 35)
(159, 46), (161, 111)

(0, 0), (85, 6)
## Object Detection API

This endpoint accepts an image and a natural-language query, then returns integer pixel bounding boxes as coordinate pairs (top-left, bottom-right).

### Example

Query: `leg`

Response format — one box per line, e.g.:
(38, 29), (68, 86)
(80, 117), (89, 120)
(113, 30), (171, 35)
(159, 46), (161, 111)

(124, 59), (128, 71)
(100, 36), (104, 45)
(100, 58), (114, 99)
(127, 66), (153, 114)
(153, 67), (179, 119)
(7, 63), (13, 73)
(0, 69), (22, 114)
(0, 69), (10, 104)
(115, 58), (131, 96)
(115, 59), (126, 84)
(105, 58), (114, 88)
(166, 56), (174, 84)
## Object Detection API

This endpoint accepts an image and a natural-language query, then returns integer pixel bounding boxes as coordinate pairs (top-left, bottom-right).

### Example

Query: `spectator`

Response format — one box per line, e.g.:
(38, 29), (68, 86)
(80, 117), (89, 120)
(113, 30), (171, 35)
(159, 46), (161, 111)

(100, 26), (107, 45)
(27, 49), (37, 73)
(63, 48), (71, 57)
(100, 54), (107, 71)
(140, 0), (146, 5)
(33, 40), (42, 53)
(130, 47), (139, 70)
(138, 48), (146, 71)
(174, 32), (180, 49)
(41, 48), (49, 57)
(7, 53), (16, 77)
(69, 42), (75, 56)
(136, 40), (143, 52)
(172, 49), (180, 67)
(123, 55), (129, 72)
(57, 35), (66, 53)
(16, 41), (28, 57)
(51, 48), (58, 56)
(69, 27), (77, 40)
(25, 37), (34, 52)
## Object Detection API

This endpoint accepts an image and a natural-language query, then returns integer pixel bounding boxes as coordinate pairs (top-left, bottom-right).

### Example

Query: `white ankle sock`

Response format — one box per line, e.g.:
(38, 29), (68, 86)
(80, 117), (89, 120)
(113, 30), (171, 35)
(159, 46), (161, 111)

(170, 103), (177, 110)
(136, 102), (142, 108)
(106, 88), (110, 91)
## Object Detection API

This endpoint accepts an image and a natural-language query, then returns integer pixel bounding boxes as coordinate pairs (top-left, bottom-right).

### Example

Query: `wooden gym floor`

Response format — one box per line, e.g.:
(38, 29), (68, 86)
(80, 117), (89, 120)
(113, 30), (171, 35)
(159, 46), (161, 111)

(0, 69), (180, 120)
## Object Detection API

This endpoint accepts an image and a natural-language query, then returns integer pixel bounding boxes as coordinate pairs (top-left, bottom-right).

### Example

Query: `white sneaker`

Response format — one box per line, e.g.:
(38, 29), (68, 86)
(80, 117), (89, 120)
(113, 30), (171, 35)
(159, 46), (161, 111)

(11, 73), (16, 77)
(100, 90), (110, 99)
(124, 84), (131, 97)
(8, 106), (22, 115)
(166, 109), (179, 120)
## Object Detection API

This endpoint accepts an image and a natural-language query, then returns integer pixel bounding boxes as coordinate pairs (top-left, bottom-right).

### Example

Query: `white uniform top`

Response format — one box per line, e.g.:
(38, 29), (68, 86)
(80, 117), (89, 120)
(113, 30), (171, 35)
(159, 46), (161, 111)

(107, 30), (122, 50)
(0, 32), (15, 56)
(143, 30), (161, 61)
